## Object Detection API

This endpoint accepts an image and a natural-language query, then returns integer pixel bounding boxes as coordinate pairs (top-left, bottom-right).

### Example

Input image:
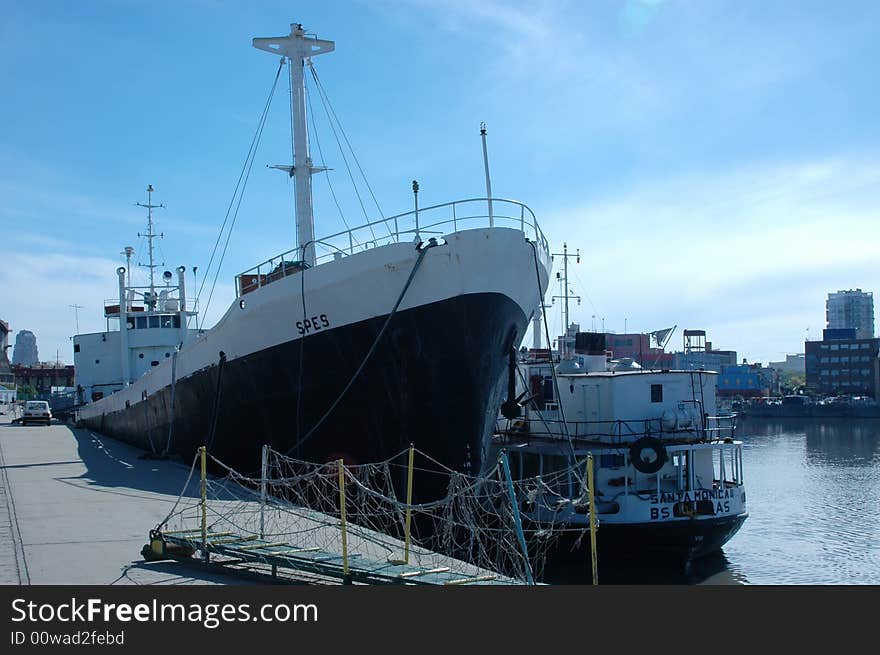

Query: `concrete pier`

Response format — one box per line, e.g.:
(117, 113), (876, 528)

(0, 416), (241, 585)
(0, 416), (521, 586)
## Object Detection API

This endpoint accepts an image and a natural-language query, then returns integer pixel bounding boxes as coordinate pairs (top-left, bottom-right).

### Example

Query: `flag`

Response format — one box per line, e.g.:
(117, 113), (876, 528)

(649, 326), (676, 349)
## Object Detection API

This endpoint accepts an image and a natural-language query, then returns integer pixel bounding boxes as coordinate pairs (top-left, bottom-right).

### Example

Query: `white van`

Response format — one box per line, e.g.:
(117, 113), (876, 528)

(22, 401), (52, 426)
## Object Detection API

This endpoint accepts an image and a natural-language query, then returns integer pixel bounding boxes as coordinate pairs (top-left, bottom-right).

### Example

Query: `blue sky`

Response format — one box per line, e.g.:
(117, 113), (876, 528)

(1, 0), (878, 365)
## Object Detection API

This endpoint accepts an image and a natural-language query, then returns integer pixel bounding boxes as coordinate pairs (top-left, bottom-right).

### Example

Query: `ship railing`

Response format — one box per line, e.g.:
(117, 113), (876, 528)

(703, 413), (737, 440)
(103, 298), (199, 316)
(235, 197), (549, 297)
(648, 441), (745, 498)
(502, 440), (744, 506)
(499, 415), (705, 444)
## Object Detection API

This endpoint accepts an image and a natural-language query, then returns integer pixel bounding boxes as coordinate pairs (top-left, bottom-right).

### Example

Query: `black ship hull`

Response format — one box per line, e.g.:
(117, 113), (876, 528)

(80, 291), (527, 499)
(539, 513), (748, 582)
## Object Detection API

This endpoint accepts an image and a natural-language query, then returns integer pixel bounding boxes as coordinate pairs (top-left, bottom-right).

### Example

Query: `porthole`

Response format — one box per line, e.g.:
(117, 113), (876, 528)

(139, 353), (144, 359)
(239, 299), (246, 309)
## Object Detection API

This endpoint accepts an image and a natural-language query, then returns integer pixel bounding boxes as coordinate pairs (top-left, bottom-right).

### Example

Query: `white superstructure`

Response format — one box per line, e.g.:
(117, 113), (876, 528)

(74, 187), (198, 404)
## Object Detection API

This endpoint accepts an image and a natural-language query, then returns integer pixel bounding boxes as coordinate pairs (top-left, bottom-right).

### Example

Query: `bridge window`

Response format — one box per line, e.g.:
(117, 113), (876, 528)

(136, 317), (147, 329)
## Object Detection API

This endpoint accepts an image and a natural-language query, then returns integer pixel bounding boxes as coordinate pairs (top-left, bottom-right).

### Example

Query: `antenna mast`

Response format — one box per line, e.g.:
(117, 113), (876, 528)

(253, 23), (335, 267)
(69, 304), (82, 334)
(136, 184), (164, 306)
(121, 246), (135, 290)
(551, 242), (581, 357)
(480, 122), (494, 227)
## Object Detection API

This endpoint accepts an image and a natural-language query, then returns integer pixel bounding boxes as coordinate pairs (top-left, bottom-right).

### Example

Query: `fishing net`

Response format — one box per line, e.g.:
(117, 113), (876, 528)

(157, 445), (591, 583)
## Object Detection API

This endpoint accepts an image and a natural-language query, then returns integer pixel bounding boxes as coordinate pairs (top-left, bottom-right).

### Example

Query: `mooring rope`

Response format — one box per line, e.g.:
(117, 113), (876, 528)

(286, 239), (436, 456)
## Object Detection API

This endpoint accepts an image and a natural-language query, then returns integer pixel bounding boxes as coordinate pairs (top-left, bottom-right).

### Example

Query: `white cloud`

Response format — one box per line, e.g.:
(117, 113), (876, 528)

(0, 245), (121, 364)
(536, 155), (880, 361)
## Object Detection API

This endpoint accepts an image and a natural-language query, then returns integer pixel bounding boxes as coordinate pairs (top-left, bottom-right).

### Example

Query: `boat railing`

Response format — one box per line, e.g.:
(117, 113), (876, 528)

(235, 197), (549, 297)
(703, 413), (737, 439)
(103, 298), (198, 316)
(503, 439), (745, 507)
(661, 441), (745, 491)
(499, 411), (738, 443)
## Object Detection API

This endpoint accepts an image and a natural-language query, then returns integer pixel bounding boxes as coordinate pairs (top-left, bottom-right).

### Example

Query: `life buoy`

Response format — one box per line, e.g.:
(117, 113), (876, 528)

(629, 436), (667, 474)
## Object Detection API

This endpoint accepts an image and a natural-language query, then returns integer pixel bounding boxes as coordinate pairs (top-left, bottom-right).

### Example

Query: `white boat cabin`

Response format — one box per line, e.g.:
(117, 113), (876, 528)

(509, 353), (723, 446)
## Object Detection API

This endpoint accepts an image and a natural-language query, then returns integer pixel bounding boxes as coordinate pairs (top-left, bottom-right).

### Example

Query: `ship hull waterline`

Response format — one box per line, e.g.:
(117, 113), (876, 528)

(80, 291), (528, 500)
(537, 512), (748, 580)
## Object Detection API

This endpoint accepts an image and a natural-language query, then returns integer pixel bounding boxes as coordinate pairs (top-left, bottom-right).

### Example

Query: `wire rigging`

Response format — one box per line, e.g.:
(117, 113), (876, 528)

(528, 240), (581, 484)
(196, 59), (285, 326)
(305, 72), (362, 246)
(286, 241), (435, 456)
(308, 62), (393, 237)
(570, 266), (601, 320)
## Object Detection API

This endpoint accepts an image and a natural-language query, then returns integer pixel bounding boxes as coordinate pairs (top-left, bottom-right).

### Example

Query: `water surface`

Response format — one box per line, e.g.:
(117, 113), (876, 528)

(719, 417), (880, 584)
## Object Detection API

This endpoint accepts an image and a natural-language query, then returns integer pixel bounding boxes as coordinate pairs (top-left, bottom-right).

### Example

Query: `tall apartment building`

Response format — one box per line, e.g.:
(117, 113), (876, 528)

(826, 289), (874, 339)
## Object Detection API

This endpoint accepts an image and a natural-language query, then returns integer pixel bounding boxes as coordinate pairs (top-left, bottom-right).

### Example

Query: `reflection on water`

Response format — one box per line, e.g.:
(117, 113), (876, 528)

(565, 418), (880, 584)
(722, 417), (880, 584)
(549, 550), (747, 585)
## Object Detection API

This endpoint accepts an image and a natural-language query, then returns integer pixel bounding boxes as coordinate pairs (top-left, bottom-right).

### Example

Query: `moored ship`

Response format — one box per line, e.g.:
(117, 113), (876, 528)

(490, 334), (748, 573)
(74, 23), (552, 498)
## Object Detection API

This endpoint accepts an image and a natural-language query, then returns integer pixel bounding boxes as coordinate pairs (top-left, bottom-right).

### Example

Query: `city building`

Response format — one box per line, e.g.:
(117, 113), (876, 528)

(672, 329), (737, 372)
(11, 363), (75, 399)
(717, 364), (768, 398)
(12, 329), (39, 366)
(805, 327), (880, 398)
(767, 354), (806, 375)
(0, 384), (15, 404)
(826, 289), (874, 340)
(0, 319), (13, 387)
(603, 331), (672, 367)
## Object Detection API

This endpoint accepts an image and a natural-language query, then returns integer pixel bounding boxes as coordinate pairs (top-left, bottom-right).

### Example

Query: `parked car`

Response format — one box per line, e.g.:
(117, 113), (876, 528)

(22, 401), (52, 426)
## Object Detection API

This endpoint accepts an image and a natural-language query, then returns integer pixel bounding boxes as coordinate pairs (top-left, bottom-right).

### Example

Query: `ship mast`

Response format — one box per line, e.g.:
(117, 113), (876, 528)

(551, 243), (580, 358)
(253, 23), (335, 267)
(136, 184), (164, 308)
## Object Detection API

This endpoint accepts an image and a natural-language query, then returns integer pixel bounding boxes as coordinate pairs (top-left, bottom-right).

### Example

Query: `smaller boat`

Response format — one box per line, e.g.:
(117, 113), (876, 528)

(488, 330), (748, 574)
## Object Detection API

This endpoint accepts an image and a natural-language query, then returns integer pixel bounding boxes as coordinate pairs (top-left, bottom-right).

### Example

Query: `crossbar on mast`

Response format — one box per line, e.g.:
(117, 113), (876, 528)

(253, 23), (335, 267)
